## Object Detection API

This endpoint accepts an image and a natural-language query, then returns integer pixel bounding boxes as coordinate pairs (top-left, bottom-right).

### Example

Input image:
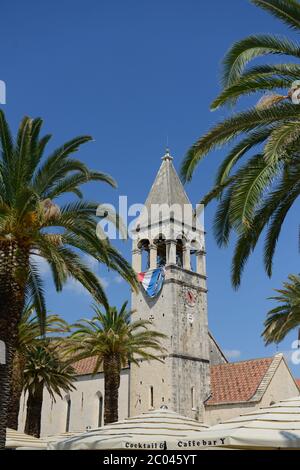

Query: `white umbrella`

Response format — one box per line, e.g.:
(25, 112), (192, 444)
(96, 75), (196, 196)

(172, 397), (300, 450)
(6, 428), (47, 449)
(48, 408), (208, 450)
(46, 431), (82, 445)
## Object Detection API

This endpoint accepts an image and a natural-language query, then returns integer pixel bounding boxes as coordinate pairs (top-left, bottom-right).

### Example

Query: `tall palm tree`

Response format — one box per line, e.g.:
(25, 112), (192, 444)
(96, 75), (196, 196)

(23, 343), (75, 438)
(67, 302), (166, 424)
(180, 0), (300, 287)
(8, 303), (69, 430)
(0, 110), (137, 448)
(263, 274), (300, 344)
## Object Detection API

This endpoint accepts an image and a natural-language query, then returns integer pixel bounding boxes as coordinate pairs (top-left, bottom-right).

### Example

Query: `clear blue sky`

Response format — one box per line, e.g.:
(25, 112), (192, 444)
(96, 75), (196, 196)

(1, 0), (300, 374)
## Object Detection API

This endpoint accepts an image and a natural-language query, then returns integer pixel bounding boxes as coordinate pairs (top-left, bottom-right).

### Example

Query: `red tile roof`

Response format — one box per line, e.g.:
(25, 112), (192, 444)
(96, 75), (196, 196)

(73, 357), (129, 376)
(206, 357), (273, 405)
(73, 357), (102, 375)
(295, 379), (300, 389)
(73, 355), (276, 406)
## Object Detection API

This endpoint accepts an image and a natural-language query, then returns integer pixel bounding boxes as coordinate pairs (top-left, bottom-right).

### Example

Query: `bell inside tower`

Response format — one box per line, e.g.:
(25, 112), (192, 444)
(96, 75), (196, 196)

(155, 235), (166, 267)
(138, 239), (150, 271)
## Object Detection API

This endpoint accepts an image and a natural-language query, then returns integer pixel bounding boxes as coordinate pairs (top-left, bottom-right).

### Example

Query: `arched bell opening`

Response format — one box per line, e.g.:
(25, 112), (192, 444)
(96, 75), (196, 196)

(176, 239), (183, 267)
(138, 239), (150, 271)
(154, 234), (166, 267)
(177, 235), (192, 270)
(190, 239), (198, 272)
(190, 239), (203, 274)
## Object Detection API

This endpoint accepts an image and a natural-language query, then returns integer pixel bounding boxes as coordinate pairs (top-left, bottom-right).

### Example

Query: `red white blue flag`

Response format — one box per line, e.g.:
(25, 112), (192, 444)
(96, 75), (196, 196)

(138, 267), (165, 298)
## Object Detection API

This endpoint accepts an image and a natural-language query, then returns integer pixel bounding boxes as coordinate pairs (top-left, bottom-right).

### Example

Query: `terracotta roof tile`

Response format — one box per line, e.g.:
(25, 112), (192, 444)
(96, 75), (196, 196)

(73, 357), (129, 376)
(73, 355), (275, 404)
(73, 357), (103, 375)
(206, 357), (273, 405)
(295, 379), (300, 389)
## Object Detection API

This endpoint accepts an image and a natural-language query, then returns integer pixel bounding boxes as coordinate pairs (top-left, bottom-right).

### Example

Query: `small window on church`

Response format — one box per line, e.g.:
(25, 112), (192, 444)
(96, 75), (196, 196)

(191, 387), (195, 410)
(66, 397), (71, 432)
(149, 386), (154, 409)
(98, 394), (103, 427)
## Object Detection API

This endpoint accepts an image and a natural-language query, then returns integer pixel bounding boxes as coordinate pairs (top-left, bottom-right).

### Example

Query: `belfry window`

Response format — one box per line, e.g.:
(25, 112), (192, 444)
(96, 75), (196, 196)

(176, 239), (183, 267)
(190, 240), (199, 272)
(138, 239), (150, 271)
(155, 235), (166, 267)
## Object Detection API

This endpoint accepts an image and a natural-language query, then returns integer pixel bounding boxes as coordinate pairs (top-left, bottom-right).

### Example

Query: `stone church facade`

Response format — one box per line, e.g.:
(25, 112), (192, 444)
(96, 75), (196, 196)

(18, 150), (300, 436)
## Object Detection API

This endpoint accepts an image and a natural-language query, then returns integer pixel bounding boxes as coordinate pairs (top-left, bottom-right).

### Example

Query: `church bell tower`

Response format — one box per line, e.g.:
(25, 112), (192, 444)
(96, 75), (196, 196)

(129, 149), (211, 420)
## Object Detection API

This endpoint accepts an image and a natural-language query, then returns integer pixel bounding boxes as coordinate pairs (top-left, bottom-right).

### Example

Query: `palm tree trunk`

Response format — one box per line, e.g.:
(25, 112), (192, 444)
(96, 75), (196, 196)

(8, 351), (26, 429)
(103, 354), (121, 424)
(24, 383), (44, 438)
(0, 241), (28, 448)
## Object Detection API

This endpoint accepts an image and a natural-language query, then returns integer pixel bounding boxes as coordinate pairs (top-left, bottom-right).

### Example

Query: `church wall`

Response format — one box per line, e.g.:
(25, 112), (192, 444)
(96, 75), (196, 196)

(130, 265), (211, 420)
(130, 357), (172, 416)
(259, 360), (299, 407)
(18, 368), (130, 437)
(204, 402), (259, 425)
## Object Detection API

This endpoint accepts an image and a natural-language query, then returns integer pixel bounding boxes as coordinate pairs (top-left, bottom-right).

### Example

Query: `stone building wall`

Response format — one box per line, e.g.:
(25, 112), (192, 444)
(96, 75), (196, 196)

(130, 264), (211, 421)
(18, 368), (130, 437)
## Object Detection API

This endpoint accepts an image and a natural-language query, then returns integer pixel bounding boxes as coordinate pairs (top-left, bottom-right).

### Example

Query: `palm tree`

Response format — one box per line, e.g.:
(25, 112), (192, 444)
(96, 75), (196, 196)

(8, 303), (69, 430)
(180, 0), (300, 287)
(23, 343), (75, 438)
(67, 302), (166, 424)
(263, 274), (300, 344)
(0, 110), (137, 448)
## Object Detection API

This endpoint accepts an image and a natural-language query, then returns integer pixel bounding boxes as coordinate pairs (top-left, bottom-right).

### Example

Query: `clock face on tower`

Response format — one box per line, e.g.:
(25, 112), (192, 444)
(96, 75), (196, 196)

(185, 289), (196, 308)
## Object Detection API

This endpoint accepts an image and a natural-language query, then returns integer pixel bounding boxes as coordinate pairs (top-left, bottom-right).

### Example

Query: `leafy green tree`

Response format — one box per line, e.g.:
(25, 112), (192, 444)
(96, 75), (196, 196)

(23, 343), (75, 438)
(67, 302), (166, 424)
(0, 110), (136, 448)
(8, 303), (69, 430)
(263, 274), (300, 344)
(180, 0), (300, 287)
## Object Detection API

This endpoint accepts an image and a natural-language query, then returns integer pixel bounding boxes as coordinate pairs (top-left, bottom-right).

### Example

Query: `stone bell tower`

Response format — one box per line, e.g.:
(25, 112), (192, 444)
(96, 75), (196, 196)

(129, 149), (211, 420)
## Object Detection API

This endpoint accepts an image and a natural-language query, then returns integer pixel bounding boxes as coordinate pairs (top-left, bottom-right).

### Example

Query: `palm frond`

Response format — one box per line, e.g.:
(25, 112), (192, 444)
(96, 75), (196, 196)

(264, 120), (300, 162)
(212, 76), (289, 110)
(181, 102), (300, 182)
(222, 34), (300, 88)
(251, 0), (300, 31)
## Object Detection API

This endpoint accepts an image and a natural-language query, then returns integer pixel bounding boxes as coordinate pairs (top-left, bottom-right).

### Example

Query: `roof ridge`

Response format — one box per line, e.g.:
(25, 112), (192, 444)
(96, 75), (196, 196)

(249, 353), (283, 403)
(206, 355), (279, 406)
(211, 356), (273, 368)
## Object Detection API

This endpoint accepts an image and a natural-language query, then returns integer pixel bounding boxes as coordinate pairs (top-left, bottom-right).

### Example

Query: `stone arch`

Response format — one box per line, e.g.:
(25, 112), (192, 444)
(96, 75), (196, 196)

(176, 234), (188, 268)
(138, 238), (150, 271)
(154, 233), (167, 267)
(190, 239), (200, 272)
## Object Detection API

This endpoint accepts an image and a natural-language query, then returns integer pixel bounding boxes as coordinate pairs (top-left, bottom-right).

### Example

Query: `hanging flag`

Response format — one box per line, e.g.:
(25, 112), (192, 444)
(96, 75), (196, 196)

(138, 267), (165, 298)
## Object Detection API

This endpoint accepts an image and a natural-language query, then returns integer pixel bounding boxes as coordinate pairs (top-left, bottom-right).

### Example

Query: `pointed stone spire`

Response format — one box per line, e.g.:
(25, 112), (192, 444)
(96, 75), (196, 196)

(137, 149), (192, 228)
(144, 148), (191, 209)
(161, 147), (173, 162)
